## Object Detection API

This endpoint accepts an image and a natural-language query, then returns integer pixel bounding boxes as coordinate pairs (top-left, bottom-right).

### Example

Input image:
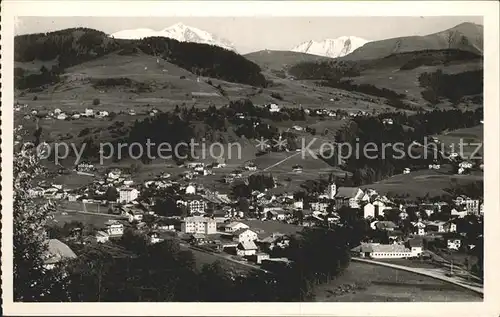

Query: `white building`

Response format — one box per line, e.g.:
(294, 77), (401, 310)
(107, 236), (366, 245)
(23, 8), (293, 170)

(447, 239), (462, 250)
(237, 241), (258, 256)
(233, 228), (258, 243)
(57, 113), (68, 120)
(181, 216), (217, 235)
(118, 187), (139, 203)
(85, 108), (94, 116)
(104, 220), (124, 237)
(95, 231), (109, 243)
(268, 103), (281, 113)
(224, 222), (250, 233)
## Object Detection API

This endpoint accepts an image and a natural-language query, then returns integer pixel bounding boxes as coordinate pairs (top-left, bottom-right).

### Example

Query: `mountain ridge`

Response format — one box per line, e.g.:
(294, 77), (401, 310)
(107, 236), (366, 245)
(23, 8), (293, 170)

(291, 36), (370, 58)
(111, 22), (236, 52)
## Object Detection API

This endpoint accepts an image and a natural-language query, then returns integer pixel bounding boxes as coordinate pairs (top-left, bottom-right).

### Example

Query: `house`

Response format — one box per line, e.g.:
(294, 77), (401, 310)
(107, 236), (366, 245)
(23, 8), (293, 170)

(292, 165), (303, 173)
(72, 114), (81, 119)
(147, 232), (163, 244)
(127, 209), (144, 223)
(251, 252), (271, 264)
(403, 168), (411, 174)
(265, 208), (288, 221)
(43, 239), (77, 270)
(244, 162), (257, 171)
(382, 118), (394, 125)
(83, 108), (93, 116)
(310, 201), (329, 213)
(374, 221), (398, 231)
(447, 238), (462, 250)
(406, 237), (424, 257)
(445, 221), (458, 233)
(237, 240), (258, 256)
(233, 228), (258, 243)
(118, 187), (139, 203)
(428, 164), (441, 170)
(363, 203), (376, 218)
(459, 161), (473, 169)
(351, 243), (413, 259)
(104, 220), (124, 237)
(190, 233), (206, 245)
(451, 208), (467, 218)
(268, 103), (281, 113)
(181, 216), (217, 235)
(454, 196), (480, 214)
(177, 196), (207, 214)
(413, 221), (426, 236)
(95, 231), (109, 243)
(334, 187), (368, 209)
(292, 125), (304, 131)
(425, 221), (447, 233)
(56, 113), (68, 120)
(293, 200), (304, 210)
(54, 108), (62, 115)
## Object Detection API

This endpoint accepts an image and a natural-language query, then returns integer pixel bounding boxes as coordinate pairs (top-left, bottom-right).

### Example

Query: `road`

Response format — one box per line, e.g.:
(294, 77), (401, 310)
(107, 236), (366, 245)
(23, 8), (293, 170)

(352, 257), (483, 295)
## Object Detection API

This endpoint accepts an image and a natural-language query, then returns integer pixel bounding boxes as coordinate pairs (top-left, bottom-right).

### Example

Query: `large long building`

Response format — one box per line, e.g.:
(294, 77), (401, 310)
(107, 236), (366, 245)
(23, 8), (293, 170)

(181, 216), (217, 235)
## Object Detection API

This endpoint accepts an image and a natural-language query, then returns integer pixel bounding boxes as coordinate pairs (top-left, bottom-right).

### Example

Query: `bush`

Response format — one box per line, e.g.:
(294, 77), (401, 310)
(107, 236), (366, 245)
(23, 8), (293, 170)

(92, 98), (100, 106)
(271, 92), (283, 100)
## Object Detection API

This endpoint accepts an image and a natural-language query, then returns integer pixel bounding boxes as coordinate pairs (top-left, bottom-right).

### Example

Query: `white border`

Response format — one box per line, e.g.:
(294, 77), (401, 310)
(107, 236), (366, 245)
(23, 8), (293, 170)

(2, 1), (499, 316)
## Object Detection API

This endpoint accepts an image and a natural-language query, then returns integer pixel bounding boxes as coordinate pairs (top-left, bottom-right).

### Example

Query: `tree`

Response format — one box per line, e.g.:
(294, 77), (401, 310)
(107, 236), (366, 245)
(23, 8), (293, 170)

(14, 145), (69, 301)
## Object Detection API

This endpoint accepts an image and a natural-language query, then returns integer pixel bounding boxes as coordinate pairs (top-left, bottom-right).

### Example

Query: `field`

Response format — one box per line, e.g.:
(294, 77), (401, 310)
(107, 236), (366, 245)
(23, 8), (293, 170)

(240, 220), (303, 237)
(314, 261), (482, 302)
(362, 165), (483, 199)
(352, 61), (482, 107)
(434, 124), (483, 158)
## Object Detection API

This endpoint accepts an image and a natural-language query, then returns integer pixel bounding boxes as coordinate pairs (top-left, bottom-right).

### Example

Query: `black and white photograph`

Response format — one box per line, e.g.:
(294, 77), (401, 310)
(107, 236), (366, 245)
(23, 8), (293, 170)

(1, 1), (499, 316)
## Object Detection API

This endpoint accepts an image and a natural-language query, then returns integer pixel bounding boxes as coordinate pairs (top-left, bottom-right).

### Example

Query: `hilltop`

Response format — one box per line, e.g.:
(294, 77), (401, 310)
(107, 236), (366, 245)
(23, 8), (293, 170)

(343, 22), (483, 61)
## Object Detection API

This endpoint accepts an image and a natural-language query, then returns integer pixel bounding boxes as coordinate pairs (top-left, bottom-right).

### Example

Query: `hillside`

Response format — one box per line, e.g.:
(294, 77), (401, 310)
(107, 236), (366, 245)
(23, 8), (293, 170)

(343, 22), (483, 61)
(244, 50), (331, 76)
(14, 28), (267, 89)
(287, 49), (482, 107)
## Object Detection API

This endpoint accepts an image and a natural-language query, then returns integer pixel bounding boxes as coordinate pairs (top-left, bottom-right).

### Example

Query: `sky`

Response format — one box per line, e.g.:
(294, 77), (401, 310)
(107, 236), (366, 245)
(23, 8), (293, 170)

(15, 16), (483, 54)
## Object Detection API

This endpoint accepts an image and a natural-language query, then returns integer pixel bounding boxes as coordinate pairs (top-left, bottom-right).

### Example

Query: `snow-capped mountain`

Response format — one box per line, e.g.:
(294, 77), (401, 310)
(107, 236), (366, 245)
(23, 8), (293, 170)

(111, 22), (236, 52)
(291, 36), (370, 58)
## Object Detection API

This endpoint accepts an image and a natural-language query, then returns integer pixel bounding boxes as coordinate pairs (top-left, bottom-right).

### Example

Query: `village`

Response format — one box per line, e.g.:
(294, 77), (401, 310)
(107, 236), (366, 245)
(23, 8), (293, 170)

(38, 150), (484, 280)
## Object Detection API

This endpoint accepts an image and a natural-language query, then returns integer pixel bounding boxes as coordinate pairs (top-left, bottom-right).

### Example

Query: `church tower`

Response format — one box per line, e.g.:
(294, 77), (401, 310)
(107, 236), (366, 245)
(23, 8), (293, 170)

(328, 183), (337, 199)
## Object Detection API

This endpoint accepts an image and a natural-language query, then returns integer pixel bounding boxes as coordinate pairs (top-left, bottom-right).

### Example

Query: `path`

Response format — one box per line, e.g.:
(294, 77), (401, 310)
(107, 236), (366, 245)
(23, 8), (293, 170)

(352, 257), (483, 295)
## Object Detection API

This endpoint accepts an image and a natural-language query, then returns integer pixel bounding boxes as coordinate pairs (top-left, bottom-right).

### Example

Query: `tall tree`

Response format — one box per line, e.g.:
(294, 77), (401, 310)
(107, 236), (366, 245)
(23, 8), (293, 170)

(14, 145), (68, 301)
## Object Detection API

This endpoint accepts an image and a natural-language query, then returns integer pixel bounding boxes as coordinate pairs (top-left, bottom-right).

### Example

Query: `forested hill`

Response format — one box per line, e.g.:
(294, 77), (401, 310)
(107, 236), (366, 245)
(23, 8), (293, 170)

(14, 28), (267, 88)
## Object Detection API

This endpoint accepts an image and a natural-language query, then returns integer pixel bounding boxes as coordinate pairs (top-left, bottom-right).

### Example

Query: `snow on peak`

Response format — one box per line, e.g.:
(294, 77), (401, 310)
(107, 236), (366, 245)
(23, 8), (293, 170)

(111, 23), (236, 52)
(291, 36), (370, 58)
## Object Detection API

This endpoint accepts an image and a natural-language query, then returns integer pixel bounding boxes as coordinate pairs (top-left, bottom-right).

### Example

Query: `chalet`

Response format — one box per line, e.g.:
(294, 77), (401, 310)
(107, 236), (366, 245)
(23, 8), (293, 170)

(233, 228), (258, 243)
(425, 220), (447, 233)
(447, 238), (462, 250)
(292, 165), (303, 173)
(251, 252), (271, 264)
(334, 187), (368, 209)
(105, 220), (124, 237)
(190, 233), (206, 245)
(310, 200), (329, 213)
(412, 221), (427, 236)
(177, 195), (207, 214)
(224, 221), (250, 233)
(374, 221), (398, 231)
(95, 231), (109, 243)
(237, 240), (258, 256)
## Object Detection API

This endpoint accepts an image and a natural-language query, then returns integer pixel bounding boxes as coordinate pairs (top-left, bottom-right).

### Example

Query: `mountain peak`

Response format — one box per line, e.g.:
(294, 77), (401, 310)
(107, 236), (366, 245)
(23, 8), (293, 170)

(111, 23), (236, 52)
(291, 36), (370, 58)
